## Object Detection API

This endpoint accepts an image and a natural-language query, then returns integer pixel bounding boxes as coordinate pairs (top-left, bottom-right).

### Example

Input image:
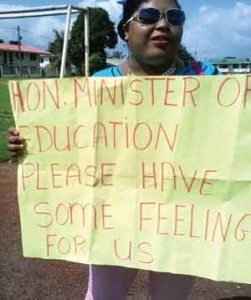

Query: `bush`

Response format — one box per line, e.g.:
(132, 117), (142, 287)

(89, 52), (107, 75)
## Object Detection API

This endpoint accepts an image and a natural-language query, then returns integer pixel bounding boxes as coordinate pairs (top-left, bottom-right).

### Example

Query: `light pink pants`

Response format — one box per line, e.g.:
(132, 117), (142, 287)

(85, 265), (194, 300)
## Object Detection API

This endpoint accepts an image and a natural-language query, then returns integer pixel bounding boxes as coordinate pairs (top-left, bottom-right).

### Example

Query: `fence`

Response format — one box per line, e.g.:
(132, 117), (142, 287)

(0, 65), (75, 78)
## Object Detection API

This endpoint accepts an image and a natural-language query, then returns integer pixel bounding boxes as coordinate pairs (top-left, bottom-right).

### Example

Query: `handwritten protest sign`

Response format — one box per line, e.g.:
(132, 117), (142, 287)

(9, 75), (251, 284)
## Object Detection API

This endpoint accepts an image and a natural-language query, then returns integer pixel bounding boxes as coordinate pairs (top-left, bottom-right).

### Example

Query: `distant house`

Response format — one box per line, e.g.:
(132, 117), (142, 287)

(40, 55), (53, 68)
(209, 57), (251, 74)
(0, 43), (53, 77)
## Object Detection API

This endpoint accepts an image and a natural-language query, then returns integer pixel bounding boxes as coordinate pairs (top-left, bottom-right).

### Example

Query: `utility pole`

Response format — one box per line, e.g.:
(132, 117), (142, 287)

(17, 25), (22, 76)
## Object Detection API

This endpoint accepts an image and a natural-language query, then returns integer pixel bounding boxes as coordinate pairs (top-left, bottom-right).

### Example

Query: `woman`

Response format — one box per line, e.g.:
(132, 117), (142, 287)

(7, 0), (219, 298)
(93, 0), (219, 77)
(87, 1), (210, 298)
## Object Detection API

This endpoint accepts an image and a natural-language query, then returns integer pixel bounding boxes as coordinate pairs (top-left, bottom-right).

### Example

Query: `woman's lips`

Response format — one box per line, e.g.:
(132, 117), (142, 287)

(150, 36), (170, 46)
(151, 39), (169, 45)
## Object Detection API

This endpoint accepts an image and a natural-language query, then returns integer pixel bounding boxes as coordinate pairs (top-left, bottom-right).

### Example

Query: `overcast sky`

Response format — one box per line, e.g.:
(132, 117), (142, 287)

(0, 0), (250, 60)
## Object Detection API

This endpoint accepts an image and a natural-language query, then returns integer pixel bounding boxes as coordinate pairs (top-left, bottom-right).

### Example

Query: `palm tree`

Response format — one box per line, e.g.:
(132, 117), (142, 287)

(48, 30), (71, 68)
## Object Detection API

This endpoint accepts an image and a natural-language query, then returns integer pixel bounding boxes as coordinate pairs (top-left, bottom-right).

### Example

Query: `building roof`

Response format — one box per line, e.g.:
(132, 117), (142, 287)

(209, 57), (251, 64)
(0, 43), (52, 56)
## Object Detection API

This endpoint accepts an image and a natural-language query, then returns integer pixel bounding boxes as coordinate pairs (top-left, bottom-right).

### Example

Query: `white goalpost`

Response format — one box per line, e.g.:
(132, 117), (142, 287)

(0, 5), (89, 77)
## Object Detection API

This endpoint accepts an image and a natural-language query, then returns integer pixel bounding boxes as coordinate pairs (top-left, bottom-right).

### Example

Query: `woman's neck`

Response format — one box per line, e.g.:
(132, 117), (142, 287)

(120, 58), (177, 76)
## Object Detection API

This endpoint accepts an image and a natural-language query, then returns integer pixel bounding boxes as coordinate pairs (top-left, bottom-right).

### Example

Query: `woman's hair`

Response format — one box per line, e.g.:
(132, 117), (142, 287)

(117, 0), (182, 40)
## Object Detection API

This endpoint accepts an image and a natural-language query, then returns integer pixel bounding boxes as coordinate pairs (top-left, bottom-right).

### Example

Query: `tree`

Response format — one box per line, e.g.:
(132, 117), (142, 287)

(0, 39), (4, 43)
(48, 30), (71, 68)
(178, 44), (194, 66)
(89, 52), (107, 74)
(9, 40), (20, 45)
(69, 7), (117, 74)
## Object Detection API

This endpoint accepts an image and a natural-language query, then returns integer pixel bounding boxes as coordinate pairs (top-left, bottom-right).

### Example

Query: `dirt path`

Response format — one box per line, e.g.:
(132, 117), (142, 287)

(1, 161), (251, 300)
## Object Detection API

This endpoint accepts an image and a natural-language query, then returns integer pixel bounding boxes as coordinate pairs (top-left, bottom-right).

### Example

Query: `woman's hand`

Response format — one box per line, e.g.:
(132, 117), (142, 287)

(7, 127), (26, 161)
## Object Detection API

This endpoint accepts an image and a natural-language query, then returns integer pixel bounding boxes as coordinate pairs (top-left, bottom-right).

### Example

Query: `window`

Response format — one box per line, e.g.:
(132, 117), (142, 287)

(3, 52), (7, 64)
(30, 53), (37, 61)
(16, 52), (24, 60)
(9, 52), (13, 63)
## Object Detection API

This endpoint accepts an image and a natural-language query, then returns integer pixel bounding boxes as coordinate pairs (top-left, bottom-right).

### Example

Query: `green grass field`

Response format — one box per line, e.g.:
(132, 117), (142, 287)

(0, 79), (14, 161)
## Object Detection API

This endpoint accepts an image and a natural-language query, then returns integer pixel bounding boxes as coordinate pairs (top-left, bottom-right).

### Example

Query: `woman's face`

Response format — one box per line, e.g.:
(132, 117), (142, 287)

(124, 0), (183, 69)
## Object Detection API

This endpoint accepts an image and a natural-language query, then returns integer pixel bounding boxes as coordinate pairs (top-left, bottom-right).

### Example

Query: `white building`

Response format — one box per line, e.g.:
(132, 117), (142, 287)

(0, 42), (53, 77)
(209, 57), (251, 74)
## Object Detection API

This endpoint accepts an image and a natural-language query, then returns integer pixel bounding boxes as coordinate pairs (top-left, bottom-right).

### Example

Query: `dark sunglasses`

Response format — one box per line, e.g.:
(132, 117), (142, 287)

(125, 7), (185, 27)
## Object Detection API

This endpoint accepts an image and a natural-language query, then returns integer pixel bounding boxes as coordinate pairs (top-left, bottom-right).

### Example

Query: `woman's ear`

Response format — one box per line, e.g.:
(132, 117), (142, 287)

(123, 24), (129, 42)
(124, 33), (129, 42)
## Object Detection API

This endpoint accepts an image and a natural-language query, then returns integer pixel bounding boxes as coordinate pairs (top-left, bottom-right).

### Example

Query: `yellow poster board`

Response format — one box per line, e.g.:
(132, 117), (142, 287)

(9, 75), (251, 283)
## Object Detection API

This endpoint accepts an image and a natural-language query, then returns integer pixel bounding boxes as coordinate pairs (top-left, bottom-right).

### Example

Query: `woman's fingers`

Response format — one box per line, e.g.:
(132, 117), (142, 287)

(8, 134), (23, 145)
(7, 143), (24, 152)
(7, 127), (26, 161)
(8, 127), (19, 136)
